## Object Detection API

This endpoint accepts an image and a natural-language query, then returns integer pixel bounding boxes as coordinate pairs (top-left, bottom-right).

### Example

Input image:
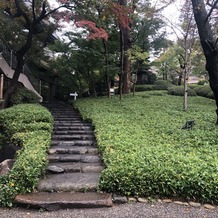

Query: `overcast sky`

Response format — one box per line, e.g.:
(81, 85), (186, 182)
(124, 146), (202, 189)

(161, 1), (182, 41)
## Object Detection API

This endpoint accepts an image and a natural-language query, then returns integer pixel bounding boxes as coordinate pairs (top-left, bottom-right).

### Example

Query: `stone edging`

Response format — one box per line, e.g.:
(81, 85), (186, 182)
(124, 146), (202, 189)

(112, 195), (217, 210)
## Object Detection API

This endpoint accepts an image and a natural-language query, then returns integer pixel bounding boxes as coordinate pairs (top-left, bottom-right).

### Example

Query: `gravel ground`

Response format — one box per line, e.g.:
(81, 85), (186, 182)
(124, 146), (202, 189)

(0, 202), (218, 218)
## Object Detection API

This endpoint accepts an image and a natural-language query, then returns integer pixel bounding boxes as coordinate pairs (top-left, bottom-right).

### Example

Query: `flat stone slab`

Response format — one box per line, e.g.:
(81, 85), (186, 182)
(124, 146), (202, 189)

(54, 126), (93, 131)
(47, 162), (104, 173)
(51, 140), (96, 146)
(14, 192), (113, 211)
(52, 134), (95, 140)
(47, 165), (64, 173)
(81, 155), (101, 163)
(48, 154), (101, 163)
(54, 122), (92, 127)
(48, 145), (99, 155)
(54, 130), (94, 135)
(37, 173), (100, 192)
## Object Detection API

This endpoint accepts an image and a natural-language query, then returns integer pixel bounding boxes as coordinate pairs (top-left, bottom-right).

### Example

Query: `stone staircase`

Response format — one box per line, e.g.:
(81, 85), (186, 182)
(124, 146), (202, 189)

(14, 102), (112, 211)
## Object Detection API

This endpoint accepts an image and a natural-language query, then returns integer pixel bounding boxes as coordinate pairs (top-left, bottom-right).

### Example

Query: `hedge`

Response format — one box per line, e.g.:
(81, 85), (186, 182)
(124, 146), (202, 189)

(168, 86), (197, 96)
(133, 85), (155, 92)
(10, 87), (40, 106)
(0, 104), (53, 207)
(0, 104), (53, 140)
(193, 86), (214, 99)
(153, 80), (174, 90)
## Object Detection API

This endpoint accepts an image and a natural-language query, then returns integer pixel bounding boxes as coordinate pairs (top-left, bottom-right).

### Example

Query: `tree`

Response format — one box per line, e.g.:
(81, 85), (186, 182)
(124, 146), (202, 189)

(130, 45), (149, 96)
(0, 0), (71, 108)
(191, 0), (218, 123)
(178, 0), (198, 111)
(153, 45), (181, 82)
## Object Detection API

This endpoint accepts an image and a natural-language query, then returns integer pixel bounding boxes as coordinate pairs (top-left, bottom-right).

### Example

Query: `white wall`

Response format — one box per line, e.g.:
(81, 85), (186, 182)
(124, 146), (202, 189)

(0, 54), (43, 102)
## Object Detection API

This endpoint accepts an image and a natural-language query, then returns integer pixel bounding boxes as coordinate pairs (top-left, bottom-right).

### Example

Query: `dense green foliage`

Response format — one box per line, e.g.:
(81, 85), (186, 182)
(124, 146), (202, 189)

(134, 85), (155, 92)
(0, 104), (53, 140)
(193, 86), (214, 99)
(0, 104), (53, 207)
(73, 91), (218, 203)
(153, 80), (174, 90)
(10, 88), (40, 106)
(168, 86), (197, 96)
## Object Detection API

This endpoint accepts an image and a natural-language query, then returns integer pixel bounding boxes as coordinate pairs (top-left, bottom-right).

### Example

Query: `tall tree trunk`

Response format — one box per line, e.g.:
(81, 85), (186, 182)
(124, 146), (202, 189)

(119, 29), (124, 100)
(133, 60), (139, 97)
(183, 65), (188, 111)
(119, 0), (131, 95)
(0, 74), (4, 99)
(122, 27), (131, 94)
(183, 35), (189, 111)
(178, 72), (183, 86)
(191, 0), (218, 123)
(103, 39), (110, 98)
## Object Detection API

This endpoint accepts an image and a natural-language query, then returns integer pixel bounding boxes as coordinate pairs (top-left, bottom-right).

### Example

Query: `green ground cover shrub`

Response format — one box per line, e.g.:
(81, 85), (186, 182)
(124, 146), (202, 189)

(0, 104), (53, 207)
(133, 85), (154, 92)
(153, 80), (174, 90)
(168, 86), (197, 96)
(188, 84), (198, 89)
(73, 91), (218, 204)
(193, 85), (214, 99)
(0, 104), (53, 140)
(10, 87), (40, 106)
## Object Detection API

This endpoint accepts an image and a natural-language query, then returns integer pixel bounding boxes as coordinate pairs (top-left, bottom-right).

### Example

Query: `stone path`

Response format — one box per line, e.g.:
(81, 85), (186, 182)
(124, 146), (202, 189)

(14, 102), (112, 211)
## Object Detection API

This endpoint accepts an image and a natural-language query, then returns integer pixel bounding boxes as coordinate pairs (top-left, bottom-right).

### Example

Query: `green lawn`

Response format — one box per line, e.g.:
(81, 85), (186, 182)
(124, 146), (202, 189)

(73, 91), (218, 203)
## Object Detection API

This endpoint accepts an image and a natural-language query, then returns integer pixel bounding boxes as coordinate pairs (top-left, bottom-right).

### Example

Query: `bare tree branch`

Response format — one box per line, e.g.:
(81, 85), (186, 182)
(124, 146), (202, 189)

(205, 0), (218, 23)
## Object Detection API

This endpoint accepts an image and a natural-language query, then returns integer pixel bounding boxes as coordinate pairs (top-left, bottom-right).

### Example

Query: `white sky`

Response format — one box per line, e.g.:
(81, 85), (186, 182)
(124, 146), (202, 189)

(48, 0), (182, 41)
(161, 1), (182, 41)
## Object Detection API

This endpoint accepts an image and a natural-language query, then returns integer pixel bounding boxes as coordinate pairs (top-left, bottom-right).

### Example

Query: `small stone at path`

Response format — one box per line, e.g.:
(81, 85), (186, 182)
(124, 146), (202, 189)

(112, 195), (128, 204)
(189, 201), (201, 207)
(47, 165), (64, 173)
(162, 199), (173, 203)
(204, 204), (216, 210)
(137, 197), (148, 203)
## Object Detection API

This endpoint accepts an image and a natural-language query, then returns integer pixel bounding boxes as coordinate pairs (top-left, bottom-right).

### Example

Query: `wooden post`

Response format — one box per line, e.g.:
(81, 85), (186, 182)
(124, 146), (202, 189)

(0, 73), (4, 99)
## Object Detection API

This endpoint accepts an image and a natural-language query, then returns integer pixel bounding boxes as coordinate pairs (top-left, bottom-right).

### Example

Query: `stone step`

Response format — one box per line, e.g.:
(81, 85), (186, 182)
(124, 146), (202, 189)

(53, 117), (81, 120)
(28, 102), (111, 211)
(51, 110), (77, 113)
(53, 114), (81, 120)
(51, 140), (96, 146)
(53, 117), (79, 120)
(48, 145), (99, 155)
(52, 134), (95, 141)
(54, 122), (92, 127)
(37, 173), (100, 192)
(53, 126), (93, 131)
(48, 154), (101, 163)
(53, 130), (94, 135)
(14, 192), (113, 211)
(51, 111), (80, 117)
(47, 162), (104, 173)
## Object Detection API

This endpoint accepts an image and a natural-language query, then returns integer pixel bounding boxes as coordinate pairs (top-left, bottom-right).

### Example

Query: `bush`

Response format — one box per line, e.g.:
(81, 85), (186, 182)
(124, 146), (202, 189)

(73, 94), (218, 204)
(168, 86), (197, 96)
(133, 85), (154, 92)
(188, 84), (198, 89)
(0, 131), (51, 207)
(10, 87), (40, 106)
(0, 104), (53, 140)
(0, 104), (53, 207)
(153, 80), (174, 90)
(193, 85), (214, 99)
(197, 80), (208, 85)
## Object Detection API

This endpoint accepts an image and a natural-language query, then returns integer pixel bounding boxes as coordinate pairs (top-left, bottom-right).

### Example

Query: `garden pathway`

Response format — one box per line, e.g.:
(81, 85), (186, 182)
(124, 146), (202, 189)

(14, 102), (112, 211)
